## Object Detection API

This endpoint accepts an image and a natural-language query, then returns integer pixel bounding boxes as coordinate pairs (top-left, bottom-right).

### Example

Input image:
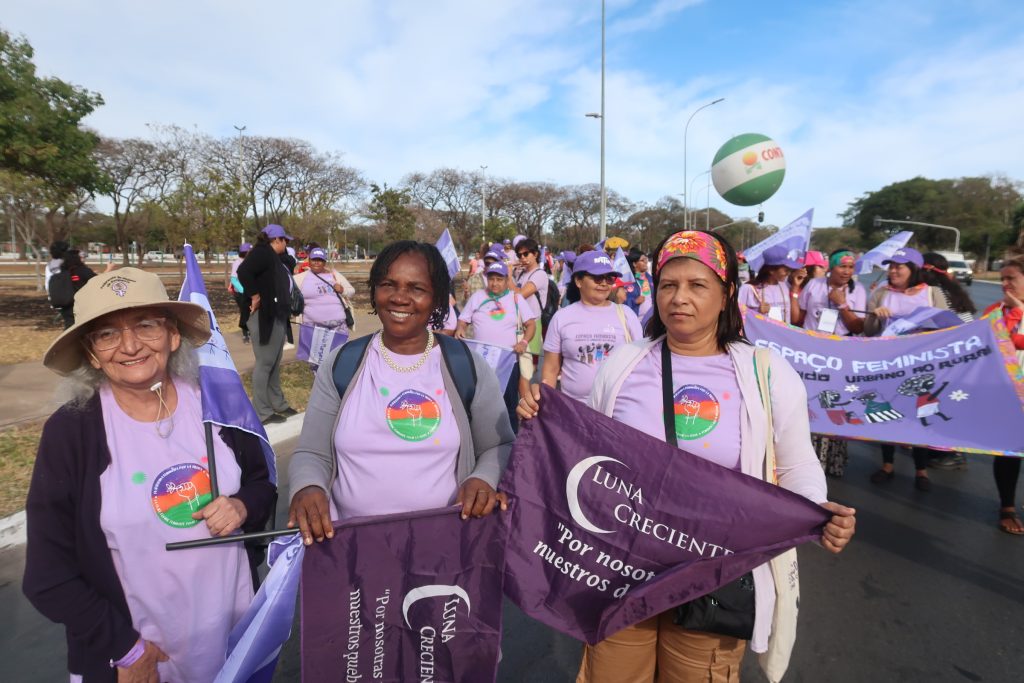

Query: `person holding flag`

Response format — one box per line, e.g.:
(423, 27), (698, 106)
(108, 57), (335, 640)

(24, 268), (276, 683)
(794, 248), (867, 336)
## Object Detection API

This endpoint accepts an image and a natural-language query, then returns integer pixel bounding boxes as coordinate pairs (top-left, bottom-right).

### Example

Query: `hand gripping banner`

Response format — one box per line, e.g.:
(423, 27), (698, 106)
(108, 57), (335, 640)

(743, 311), (1024, 457)
(501, 386), (830, 644)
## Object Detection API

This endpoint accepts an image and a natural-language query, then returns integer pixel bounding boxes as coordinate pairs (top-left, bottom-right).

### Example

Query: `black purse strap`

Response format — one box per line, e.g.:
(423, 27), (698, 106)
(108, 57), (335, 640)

(311, 270), (347, 307)
(661, 340), (677, 447)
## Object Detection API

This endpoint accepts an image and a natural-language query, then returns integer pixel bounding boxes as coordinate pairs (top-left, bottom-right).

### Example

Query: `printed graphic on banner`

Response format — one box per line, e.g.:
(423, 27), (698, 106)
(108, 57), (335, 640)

(296, 323), (349, 365)
(462, 339), (517, 391)
(501, 387), (829, 644)
(151, 463), (212, 528)
(743, 311), (1024, 456)
(301, 507), (506, 682)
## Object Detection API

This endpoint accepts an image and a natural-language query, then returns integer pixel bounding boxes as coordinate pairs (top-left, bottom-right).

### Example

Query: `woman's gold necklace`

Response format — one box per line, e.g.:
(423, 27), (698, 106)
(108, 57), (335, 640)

(378, 329), (435, 373)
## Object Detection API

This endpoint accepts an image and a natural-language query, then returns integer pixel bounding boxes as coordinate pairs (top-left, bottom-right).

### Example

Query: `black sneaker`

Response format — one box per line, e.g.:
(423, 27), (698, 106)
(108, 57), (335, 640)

(261, 413), (286, 425)
(242, 334), (251, 344)
(279, 407), (298, 417)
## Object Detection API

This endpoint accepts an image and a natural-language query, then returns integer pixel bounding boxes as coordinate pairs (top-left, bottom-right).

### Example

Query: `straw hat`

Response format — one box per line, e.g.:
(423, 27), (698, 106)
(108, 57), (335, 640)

(43, 268), (211, 375)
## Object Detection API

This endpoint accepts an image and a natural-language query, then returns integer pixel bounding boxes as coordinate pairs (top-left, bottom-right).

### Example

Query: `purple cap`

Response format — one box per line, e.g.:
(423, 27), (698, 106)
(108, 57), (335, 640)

(309, 247), (327, 261)
(882, 247), (924, 267)
(261, 224), (293, 241)
(512, 234), (527, 248)
(485, 249), (504, 262)
(239, 242), (252, 253)
(502, 238), (512, 245)
(485, 261), (509, 277)
(572, 250), (620, 277)
(762, 245), (803, 270)
(560, 250), (577, 265)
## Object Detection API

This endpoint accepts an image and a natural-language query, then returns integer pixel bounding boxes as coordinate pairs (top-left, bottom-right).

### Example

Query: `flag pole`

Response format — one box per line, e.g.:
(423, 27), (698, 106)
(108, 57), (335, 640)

(205, 422), (220, 499)
(166, 527), (300, 552)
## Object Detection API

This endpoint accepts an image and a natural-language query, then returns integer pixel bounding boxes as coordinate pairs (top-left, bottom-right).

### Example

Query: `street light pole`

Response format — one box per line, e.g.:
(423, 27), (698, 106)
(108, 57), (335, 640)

(687, 169), (711, 231)
(599, 0), (606, 242)
(480, 165), (488, 243)
(874, 216), (961, 253)
(233, 124), (246, 243)
(682, 97), (724, 230)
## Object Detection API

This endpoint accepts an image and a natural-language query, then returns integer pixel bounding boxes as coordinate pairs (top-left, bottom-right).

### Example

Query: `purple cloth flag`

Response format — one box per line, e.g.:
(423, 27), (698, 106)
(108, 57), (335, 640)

(179, 244), (277, 483)
(462, 338), (517, 391)
(301, 507), (506, 683)
(214, 535), (304, 683)
(744, 208), (814, 274)
(436, 228), (461, 280)
(744, 311), (1024, 456)
(501, 386), (829, 644)
(855, 230), (913, 275)
(881, 306), (965, 337)
(612, 247), (635, 284)
(296, 323), (349, 366)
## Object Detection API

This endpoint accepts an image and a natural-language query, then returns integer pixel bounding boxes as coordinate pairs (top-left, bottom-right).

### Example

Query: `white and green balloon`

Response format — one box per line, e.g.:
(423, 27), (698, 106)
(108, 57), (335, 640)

(711, 133), (785, 206)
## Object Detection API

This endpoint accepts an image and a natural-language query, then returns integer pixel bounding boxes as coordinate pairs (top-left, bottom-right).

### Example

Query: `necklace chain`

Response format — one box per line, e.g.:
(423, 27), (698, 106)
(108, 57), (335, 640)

(377, 330), (435, 373)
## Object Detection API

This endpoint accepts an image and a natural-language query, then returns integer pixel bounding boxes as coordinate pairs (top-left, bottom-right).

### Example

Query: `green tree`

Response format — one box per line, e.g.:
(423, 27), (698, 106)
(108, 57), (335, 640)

(367, 183), (415, 242)
(0, 29), (106, 192)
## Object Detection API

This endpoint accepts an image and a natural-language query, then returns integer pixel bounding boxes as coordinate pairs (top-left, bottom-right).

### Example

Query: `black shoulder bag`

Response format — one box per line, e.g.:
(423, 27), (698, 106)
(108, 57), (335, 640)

(312, 270), (355, 329)
(661, 341), (756, 640)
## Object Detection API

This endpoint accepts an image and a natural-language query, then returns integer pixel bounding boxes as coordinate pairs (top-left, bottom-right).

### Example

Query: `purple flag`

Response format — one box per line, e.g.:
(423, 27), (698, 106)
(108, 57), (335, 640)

(612, 247), (635, 284)
(179, 244), (277, 483)
(501, 386), (829, 644)
(462, 338), (517, 391)
(880, 306), (965, 337)
(855, 230), (913, 275)
(744, 311), (1024, 456)
(301, 507), (506, 682)
(435, 228), (461, 280)
(296, 323), (349, 366)
(744, 208), (813, 274)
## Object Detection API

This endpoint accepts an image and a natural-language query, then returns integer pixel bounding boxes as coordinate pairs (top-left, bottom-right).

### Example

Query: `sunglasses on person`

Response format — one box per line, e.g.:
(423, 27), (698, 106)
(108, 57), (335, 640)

(584, 273), (617, 285)
(516, 250), (533, 258)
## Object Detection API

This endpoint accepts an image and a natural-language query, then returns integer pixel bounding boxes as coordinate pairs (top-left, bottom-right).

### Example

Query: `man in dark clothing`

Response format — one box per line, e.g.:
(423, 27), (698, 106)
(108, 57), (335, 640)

(237, 225), (296, 424)
(56, 249), (96, 329)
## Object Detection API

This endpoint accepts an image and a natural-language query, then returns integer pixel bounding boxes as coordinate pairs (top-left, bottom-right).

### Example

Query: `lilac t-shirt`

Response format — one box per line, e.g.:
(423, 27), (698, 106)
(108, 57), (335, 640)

(98, 380), (251, 683)
(440, 304), (457, 332)
(543, 302), (643, 401)
(330, 340), (460, 520)
(460, 289), (537, 347)
(876, 285), (932, 317)
(611, 344), (742, 470)
(798, 277), (867, 336)
(739, 281), (791, 322)
(517, 267), (549, 318)
(301, 272), (346, 329)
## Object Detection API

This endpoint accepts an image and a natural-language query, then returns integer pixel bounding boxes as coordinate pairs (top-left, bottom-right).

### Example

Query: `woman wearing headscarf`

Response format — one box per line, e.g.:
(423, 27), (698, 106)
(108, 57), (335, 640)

(864, 247), (955, 491)
(541, 251), (643, 402)
(237, 224), (298, 425)
(24, 268), (275, 683)
(519, 230), (855, 682)
(792, 248), (868, 477)
(287, 241), (513, 542)
(737, 246), (802, 324)
(981, 255), (1024, 534)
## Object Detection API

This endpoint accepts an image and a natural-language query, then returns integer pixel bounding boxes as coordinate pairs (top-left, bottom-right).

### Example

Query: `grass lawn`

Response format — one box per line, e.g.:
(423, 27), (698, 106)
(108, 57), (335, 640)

(0, 361), (315, 518)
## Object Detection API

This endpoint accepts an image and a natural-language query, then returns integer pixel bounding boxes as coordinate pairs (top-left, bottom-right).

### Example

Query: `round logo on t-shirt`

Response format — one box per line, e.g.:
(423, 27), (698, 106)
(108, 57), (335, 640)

(672, 384), (720, 440)
(386, 389), (441, 441)
(488, 299), (506, 321)
(151, 463), (213, 528)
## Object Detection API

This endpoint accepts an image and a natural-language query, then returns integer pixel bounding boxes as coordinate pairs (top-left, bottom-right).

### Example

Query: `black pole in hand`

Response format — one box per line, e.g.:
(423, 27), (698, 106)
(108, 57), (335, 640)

(205, 422), (219, 499)
(166, 527), (300, 551)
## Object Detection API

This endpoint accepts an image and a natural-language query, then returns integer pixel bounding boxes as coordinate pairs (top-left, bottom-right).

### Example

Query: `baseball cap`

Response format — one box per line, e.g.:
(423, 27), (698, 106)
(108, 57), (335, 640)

(239, 242), (252, 253)
(762, 245), (803, 270)
(309, 248), (327, 261)
(572, 250), (621, 277)
(486, 261), (509, 277)
(803, 250), (826, 268)
(882, 247), (924, 268)
(261, 224), (293, 240)
(484, 249), (503, 262)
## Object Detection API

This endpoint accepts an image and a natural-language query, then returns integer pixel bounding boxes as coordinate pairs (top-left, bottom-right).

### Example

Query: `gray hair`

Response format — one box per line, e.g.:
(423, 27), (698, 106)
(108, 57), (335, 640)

(56, 338), (201, 408)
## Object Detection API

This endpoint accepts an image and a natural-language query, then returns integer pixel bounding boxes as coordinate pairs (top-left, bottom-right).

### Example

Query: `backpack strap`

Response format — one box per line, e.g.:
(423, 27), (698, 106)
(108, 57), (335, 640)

(436, 334), (477, 421)
(331, 335), (373, 401)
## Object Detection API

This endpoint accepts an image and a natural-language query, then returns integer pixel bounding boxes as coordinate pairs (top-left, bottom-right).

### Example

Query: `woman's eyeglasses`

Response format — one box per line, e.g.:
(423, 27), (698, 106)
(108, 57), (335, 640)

(86, 317), (168, 351)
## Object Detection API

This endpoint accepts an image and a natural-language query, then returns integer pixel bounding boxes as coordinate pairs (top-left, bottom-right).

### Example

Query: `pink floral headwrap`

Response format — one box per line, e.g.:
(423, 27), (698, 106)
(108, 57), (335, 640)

(655, 230), (728, 281)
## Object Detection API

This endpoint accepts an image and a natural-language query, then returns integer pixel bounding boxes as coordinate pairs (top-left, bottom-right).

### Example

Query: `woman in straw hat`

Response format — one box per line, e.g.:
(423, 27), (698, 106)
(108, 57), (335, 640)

(23, 268), (276, 683)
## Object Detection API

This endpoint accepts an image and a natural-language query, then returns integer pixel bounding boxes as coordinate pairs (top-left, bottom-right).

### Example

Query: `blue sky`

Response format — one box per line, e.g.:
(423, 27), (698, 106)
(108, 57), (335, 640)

(6, 0), (1024, 228)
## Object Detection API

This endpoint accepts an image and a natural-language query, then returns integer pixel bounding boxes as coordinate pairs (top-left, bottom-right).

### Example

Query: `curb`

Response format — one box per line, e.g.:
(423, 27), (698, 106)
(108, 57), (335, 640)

(0, 413), (306, 551)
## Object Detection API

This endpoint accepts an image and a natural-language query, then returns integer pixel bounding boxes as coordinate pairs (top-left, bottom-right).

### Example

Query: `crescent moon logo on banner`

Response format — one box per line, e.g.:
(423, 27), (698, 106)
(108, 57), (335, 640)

(402, 584), (472, 627)
(566, 455), (627, 534)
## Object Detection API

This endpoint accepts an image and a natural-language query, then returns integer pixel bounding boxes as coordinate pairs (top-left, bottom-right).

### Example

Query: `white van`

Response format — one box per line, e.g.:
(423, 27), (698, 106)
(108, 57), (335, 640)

(935, 251), (972, 286)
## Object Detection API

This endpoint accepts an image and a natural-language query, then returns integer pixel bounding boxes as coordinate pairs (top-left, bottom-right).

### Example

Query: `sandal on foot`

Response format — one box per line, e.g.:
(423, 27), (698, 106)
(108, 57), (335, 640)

(914, 475), (931, 492)
(998, 510), (1024, 535)
(870, 469), (894, 484)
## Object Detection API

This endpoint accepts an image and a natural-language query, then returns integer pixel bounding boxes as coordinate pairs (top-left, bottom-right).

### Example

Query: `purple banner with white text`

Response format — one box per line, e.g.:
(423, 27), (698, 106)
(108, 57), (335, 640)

(301, 507), (506, 683)
(501, 387), (829, 644)
(296, 323), (349, 366)
(743, 311), (1024, 456)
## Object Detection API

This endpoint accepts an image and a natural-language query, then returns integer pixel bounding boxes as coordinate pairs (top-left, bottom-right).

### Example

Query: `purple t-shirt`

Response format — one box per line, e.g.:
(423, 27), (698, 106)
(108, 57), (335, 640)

(875, 284), (932, 317)
(517, 267), (549, 318)
(543, 302), (643, 401)
(301, 271), (347, 329)
(98, 380), (251, 683)
(330, 340), (460, 520)
(739, 281), (791, 322)
(611, 344), (742, 470)
(460, 289), (537, 347)
(441, 304), (457, 332)
(798, 277), (867, 336)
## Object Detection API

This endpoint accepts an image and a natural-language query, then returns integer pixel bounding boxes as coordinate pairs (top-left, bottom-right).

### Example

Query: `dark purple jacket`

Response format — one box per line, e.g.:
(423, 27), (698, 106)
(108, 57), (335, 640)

(22, 393), (276, 682)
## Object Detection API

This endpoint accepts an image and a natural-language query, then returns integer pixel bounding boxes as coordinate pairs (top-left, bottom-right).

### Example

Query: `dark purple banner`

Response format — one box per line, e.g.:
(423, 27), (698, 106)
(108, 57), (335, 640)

(301, 507), (506, 683)
(501, 386), (830, 644)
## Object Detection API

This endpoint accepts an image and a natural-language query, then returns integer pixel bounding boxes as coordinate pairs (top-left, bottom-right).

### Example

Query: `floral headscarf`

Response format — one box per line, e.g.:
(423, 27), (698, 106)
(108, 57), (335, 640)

(655, 231), (728, 281)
